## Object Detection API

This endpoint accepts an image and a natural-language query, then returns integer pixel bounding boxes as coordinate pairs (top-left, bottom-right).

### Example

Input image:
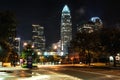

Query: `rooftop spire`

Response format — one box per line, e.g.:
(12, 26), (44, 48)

(62, 5), (70, 12)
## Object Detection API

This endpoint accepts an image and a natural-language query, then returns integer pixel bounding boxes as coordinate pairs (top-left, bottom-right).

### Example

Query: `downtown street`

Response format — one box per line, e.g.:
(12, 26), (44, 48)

(0, 64), (120, 80)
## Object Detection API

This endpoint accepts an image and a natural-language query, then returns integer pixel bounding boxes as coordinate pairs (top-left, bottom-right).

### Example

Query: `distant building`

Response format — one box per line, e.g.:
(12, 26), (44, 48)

(77, 21), (94, 33)
(32, 24), (45, 52)
(8, 27), (17, 44)
(77, 17), (103, 33)
(13, 37), (21, 55)
(61, 5), (72, 55)
(90, 17), (103, 29)
(4, 16), (17, 53)
(0, 11), (17, 45)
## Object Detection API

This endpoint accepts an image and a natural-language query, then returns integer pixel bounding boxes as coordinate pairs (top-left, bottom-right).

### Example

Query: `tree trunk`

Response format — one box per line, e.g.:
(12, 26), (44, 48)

(88, 50), (91, 66)
(113, 56), (116, 67)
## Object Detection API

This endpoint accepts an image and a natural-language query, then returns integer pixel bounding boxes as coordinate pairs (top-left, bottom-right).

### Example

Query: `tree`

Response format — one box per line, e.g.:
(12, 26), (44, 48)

(0, 11), (17, 41)
(70, 32), (94, 65)
(70, 30), (103, 65)
(100, 27), (120, 66)
(0, 11), (17, 62)
(0, 41), (9, 62)
(20, 50), (27, 59)
(20, 43), (37, 63)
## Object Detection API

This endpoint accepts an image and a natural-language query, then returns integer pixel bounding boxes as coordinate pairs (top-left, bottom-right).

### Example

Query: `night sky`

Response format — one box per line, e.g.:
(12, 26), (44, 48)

(0, 0), (120, 47)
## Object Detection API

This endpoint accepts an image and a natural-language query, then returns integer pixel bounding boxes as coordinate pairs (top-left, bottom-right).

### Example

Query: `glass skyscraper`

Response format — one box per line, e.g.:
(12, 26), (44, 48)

(32, 24), (45, 52)
(61, 5), (72, 55)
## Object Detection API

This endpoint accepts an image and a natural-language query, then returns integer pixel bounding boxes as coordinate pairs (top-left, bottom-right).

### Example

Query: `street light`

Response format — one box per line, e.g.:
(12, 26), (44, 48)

(31, 45), (34, 48)
(71, 57), (74, 65)
(23, 42), (28, 47)
(53, 44), (57, 50)
(37, 51), (42, 55)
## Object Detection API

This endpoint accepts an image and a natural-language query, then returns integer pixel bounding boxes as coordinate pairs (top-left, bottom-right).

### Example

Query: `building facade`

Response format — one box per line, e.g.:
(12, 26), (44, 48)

(13, 37), (21, 55)
(32, 24), (45, 52)
(77, 17), (103, 33)
(90, 17), (103, 29)
(61, 5), (72, 55)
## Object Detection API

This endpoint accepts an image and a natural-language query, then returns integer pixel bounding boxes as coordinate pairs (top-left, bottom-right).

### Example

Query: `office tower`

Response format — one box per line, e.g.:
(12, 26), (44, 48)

(61, 5), (72, 55)
(90, 17), (103, 29)
(77, 21), (95, 33)
(13, 37), (21, 55)
(77, 17), (103, 33)
(32, 24), (45, 52)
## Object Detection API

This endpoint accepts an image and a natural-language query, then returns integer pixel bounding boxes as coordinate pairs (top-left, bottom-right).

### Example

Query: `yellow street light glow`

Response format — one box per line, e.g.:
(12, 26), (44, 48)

(31, 45), (34, 48)
(23, 42), (27, 46)
(54, 45), (57, 49)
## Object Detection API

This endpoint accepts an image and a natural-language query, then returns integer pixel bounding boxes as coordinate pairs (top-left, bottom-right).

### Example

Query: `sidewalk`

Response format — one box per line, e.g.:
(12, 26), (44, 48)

(37, 62), (120, 70)
(36, 63), (107, 68)
(0, 63), (120, 71)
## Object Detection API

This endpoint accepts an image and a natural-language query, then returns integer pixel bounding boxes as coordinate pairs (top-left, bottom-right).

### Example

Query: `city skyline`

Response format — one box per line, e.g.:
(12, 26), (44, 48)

(0, 0), (120, 47)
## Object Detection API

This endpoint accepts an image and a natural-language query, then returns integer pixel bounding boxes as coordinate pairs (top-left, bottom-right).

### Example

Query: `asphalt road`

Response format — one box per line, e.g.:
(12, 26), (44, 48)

(34, 66), (120, 80)
(0, 66), (120, 80)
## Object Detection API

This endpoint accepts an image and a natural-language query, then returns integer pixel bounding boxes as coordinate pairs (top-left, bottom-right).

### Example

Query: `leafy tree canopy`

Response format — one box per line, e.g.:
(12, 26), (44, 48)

(0, 10), (17, 41)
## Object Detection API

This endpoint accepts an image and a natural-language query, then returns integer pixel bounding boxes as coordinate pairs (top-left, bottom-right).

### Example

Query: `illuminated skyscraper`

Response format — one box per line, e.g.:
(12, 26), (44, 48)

(32, 24), (45, 52)
(77, 17), (103, 33)
(90, 17), (103, 29)
(61, 5), (72, 55)
(14, 37), (21, 55)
